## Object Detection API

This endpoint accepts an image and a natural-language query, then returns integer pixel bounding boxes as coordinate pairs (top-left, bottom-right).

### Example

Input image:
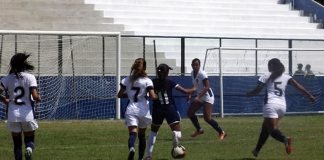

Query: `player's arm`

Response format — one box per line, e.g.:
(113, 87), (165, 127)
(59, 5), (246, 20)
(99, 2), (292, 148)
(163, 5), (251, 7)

(289, 79), (315, 102)
(31, 87), (41, 102)
(117, 85), (127, 98)
(148, 88), (158, 100)
(246, 82), (264, 97)
(175, 84), (195, 95)
(0, 83), (9, 104)
(196, 78), (210, 99)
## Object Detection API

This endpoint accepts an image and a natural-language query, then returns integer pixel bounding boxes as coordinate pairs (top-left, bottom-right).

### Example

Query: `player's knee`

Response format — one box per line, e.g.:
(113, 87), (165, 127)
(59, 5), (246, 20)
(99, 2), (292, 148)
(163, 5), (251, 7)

(172, 131), (182, 140)
(203, 116), (212, 122)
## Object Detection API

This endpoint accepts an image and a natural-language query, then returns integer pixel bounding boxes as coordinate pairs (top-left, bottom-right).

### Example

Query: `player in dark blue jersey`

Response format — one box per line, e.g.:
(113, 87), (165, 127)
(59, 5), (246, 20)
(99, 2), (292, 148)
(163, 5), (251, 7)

(145, 63), (194, 160)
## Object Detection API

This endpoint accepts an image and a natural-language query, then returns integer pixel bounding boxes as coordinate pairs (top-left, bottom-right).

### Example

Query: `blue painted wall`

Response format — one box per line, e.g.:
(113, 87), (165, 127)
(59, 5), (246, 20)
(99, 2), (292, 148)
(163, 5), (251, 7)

(1, 76), (322, 120)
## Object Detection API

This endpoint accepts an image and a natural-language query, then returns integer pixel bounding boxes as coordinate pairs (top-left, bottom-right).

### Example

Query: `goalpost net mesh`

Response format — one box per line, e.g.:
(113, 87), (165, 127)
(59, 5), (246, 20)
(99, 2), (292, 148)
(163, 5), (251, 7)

(203, 47), (323, 116)
(0, 31), (121, 120)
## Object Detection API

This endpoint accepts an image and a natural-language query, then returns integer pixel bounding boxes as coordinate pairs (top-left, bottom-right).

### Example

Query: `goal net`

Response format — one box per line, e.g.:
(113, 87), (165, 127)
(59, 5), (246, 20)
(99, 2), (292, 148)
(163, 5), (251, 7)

(0, 31), (121, 120)
(204, 47), (324, 117)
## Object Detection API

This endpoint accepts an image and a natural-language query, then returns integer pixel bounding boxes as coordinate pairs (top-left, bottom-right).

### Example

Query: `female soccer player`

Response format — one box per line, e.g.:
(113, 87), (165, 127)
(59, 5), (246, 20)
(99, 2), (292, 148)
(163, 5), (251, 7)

(0, 53), (41, 160)
(117, 58), (157, 160)
(145, 63), (194, 160)
(187, 58), (226, 140)
(246, 58), (315, 157)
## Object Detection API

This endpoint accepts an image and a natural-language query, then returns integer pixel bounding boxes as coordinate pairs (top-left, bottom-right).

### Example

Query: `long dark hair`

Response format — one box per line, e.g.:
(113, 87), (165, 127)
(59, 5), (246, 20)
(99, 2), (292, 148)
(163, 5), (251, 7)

(9, 52), (34, 78)
(268, 58), (285, 82)
(130, 58), (147, 83)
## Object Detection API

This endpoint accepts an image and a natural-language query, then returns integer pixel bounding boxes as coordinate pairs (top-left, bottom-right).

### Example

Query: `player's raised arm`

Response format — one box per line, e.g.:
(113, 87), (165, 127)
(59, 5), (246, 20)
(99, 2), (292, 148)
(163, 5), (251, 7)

(246, 82), (265, 97)
(288, 79), (315, 102)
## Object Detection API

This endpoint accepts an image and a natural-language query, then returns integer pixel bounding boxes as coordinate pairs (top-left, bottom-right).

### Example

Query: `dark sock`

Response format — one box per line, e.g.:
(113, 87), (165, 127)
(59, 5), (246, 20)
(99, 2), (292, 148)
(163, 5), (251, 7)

(255, 126), (269, 151)
(206, 119), (223, 133)
(270, 129), (286, 143)
(189, 115), (202, 131)
(13, 135), (22, 160)
(138, 133), (146, 160)
(128, 132), (137, 150)
(24, 135), (35, 149)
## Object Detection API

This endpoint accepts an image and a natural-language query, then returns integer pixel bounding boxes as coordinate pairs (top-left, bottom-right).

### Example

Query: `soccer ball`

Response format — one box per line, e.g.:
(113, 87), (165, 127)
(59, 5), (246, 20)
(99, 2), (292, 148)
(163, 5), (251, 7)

(171, 145), (186, 159)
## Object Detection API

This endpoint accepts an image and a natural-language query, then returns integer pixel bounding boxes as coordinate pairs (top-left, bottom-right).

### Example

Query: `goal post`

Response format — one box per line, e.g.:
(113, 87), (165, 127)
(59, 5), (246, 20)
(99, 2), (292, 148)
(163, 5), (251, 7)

(204, 46), (324, 118)
(0, 30), (122, 120)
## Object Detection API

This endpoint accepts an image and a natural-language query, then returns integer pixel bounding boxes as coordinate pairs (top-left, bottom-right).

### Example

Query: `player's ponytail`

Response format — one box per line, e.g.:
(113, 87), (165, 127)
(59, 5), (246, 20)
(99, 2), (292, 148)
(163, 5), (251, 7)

(268, 58), (285, 82)
(9, 52), (34, 78)
(130, 58), (147, 83)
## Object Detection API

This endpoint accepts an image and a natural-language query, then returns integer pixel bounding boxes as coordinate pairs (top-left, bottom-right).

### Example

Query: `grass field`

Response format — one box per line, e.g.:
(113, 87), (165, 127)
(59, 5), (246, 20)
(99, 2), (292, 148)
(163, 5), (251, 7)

(0, 115), (324, 160)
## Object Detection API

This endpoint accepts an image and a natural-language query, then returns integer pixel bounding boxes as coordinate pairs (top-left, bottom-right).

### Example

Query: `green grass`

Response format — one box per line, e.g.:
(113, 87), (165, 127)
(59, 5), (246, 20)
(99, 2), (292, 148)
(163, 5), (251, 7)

(1, 115), (324, 160)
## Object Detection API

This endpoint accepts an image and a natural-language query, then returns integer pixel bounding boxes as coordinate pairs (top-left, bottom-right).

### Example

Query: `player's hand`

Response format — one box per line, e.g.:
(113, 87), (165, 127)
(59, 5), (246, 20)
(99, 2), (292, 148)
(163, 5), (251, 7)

(309, 95), (316, 103)
(194, 97), (202, 103)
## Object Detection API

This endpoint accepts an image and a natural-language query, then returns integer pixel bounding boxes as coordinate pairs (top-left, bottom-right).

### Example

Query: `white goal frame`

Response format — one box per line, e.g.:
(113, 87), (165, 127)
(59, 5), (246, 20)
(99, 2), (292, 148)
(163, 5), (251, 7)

(0, 30), (122, 119)
(205, 47), (324, 118)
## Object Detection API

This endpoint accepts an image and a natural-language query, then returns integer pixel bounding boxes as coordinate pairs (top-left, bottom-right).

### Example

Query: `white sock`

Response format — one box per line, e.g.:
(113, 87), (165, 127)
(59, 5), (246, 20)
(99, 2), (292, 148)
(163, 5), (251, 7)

(172, 131), (182, 147)
(146, 131), (157, 157)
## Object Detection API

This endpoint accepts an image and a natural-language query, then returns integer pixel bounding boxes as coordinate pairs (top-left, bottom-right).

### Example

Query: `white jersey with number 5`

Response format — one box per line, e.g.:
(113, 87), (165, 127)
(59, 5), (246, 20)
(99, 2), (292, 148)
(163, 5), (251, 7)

(1, 72), (37, 122)
(121, 76), (154, 116)
(258, 72), (292, 106)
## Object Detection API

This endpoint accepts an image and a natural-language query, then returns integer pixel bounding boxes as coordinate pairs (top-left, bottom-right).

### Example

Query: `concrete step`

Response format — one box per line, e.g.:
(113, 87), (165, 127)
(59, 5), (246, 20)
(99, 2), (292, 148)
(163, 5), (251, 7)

(113, 18), (317, 28)
(1, 0), (85, 4)
(86, 0), (280, 6)
(0, 22), (124, 32)
(121, 22), (319, 31)
(103, 9), (301, 18)
(93, 3), (290, 12)
(0, 9), (103, 17)
(127, 30), (324, 39)
(0, 15), (114, 24)
(2, 2), (95, 10)
(124, 24), (324, 35)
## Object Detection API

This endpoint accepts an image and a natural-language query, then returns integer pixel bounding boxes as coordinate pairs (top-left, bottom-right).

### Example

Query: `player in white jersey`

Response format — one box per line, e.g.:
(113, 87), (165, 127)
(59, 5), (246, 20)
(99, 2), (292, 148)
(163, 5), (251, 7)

(247, 58), (315, 157)
(187, 58), (226, 140)
(117, 58), (157, 160)
(0, 53), (41, 160)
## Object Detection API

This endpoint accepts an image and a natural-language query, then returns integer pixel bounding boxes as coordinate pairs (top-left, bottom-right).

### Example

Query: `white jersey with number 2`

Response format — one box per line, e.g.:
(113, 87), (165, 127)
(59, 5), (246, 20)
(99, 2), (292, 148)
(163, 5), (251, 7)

(1, 72), (37, 122)
(258, 72), (292, 106)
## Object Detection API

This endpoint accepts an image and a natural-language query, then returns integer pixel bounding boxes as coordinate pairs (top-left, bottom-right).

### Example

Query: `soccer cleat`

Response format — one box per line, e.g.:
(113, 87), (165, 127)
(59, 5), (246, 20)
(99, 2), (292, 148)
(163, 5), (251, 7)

(128, 147), (135, 160)
(252, 149), (259, 157)
(144, 156), (153, 160)
(25, 147), (32, 160)
(190, 129), (204, 137)
(285, 137), (292, 154)
(219, 131), (227, 140)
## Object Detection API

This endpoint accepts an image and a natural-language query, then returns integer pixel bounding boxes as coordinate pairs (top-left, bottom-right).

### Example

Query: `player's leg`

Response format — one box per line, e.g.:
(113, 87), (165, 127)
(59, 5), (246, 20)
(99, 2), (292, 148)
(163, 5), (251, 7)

(138, 113), (152, 160)
(23, 131), (35, 160)
(166, 106), (182, 147)
(202, 102), (226, 140)
(12, 132), (23, 160)
(187, 100), (203, 137)
(263, 105), (291, 154)
(7, 122), (23, 160)
(138, 128), (147, 160)
(22, 120), (38, 160)
(145, 124), (160, 160)
(146, 107), (163, 159)
(128, 126), (138, 160)
(126, 114), (139, 160)
(170, 122), (181, 147)
(265, 118), (291, 153)
(252, 119), (270, 157)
